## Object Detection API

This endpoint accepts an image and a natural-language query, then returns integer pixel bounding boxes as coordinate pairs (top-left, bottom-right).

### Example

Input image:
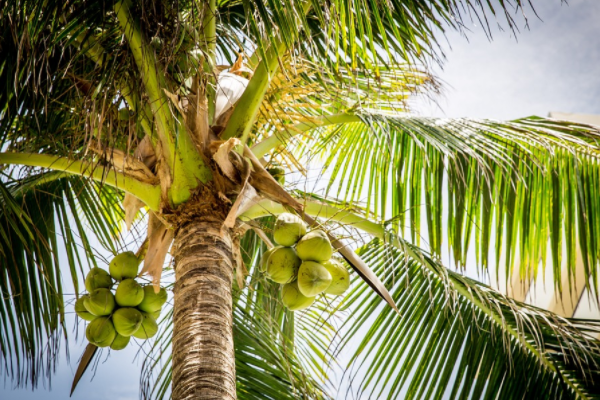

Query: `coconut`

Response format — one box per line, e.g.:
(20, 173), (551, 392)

(322, 259), (350, 295)
(149, 309), (162, 320)
(86, 317), (116, 347)
(132, 313), (159, 339)
(297, 261), (332, 297)
(273, 213), (307, 246)
(259, 247), (277, 272)
(75, 295), (97, 321)
(137, 286), (168, 313)
(296, 230), (333, 262)
(110, 334), (130, 351)
(266, 166), (285, 185)
(112, 307), (144, 336)
(281, 281), (315, 311)
(115, 279), (145, 307)
(265, 247), (301, 284)
(109, 251), (139, 281)
(84, 288), (116, 316)
(84, 268), (112, 292)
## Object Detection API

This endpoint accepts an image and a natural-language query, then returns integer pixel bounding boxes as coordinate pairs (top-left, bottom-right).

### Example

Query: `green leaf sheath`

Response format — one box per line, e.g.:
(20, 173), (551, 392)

(114, 1), (211, 205)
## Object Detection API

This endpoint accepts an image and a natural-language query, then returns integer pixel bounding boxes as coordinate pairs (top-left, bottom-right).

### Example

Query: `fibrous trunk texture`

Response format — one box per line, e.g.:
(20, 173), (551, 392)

(172, 217), (236, 400)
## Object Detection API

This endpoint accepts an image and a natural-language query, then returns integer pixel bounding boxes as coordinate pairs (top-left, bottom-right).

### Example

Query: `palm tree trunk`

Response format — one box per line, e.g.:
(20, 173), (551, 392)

(172, 217), (236, 400)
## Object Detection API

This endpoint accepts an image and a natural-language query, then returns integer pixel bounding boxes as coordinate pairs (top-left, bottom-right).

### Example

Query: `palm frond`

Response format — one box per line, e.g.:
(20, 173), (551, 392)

(239, 197), (600, 399)
(0, 0), (127, 144)
(252, 59), (435, 140)
(288, 112), (600, 298)
(337, 237), (600, 399)
(222, 0), (534, 70)
(0, 172), (124, 388)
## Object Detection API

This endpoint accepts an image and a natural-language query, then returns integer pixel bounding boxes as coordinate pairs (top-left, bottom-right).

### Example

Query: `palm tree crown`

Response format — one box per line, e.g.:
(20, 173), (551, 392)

(1, 0), (600, 399)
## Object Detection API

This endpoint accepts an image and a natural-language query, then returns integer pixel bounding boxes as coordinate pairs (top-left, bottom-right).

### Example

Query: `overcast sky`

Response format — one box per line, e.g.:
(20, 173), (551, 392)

(3, 1), (600, 398)
(413, 0), (600, 120)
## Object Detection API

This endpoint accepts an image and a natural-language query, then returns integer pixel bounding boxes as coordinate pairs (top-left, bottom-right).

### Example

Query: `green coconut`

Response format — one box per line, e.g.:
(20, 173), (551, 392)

(149, 309), (162, 320)
(84, 288), (116, 316)
(86, 317), (117, 347)
(110, 333), (130, 351)
(137, 286), (168, 313)
(115, 279), (145, 307)
(84, 268), (112, 292)
(75, 295), (97, 321)
(267, 166), (285, 185)
(322, 259), (350, 295)
(259, 247), (278, 272)
(109, 251), (140, 281)
(132, 313), (159, 340)
(281, 281), (315, 311)
(296, 230), (333, 262)
(265, 247), (301, 284)
(112, 307), (144, 336)
(273, 213), (307, 246)
(297, 261), (332, 297)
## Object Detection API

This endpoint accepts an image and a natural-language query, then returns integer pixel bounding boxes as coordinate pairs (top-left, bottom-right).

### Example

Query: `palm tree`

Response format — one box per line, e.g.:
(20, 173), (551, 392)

(2, 0), (600, 399)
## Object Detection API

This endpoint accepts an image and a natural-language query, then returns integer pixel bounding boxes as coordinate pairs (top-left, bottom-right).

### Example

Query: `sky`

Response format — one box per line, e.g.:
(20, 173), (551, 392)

(413, 0), (600, 120)
(3, 0), (600, 398)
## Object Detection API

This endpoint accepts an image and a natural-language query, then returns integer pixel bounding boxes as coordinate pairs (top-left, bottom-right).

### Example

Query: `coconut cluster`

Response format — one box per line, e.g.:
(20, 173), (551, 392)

(262, 213), (351, 311)
(74, 251), (167, 350)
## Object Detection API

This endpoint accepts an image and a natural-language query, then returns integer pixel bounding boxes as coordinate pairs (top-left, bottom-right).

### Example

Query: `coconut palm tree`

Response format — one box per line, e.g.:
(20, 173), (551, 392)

(2, 0), (600, 399)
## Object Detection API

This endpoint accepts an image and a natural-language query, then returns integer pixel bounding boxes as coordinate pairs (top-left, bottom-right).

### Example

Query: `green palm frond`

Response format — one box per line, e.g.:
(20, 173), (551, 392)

(0, 0), (535, 146)
(284, 112), (600, 297)
(0, 172), (124, 387)
(221, 0), (533, 69)
(253, 60), (435, 136)
(337, 237), (600, 399)
(240, 197), (600, 399)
